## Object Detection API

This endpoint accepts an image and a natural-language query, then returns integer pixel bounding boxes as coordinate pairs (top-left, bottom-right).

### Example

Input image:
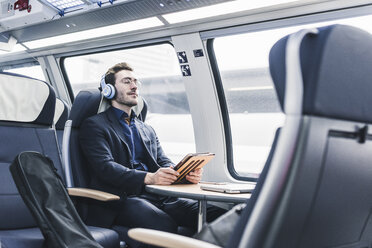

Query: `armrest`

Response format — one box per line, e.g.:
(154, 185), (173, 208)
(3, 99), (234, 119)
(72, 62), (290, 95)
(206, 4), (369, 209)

(67, 187), (120, 201)
(128, 228), (221, 248)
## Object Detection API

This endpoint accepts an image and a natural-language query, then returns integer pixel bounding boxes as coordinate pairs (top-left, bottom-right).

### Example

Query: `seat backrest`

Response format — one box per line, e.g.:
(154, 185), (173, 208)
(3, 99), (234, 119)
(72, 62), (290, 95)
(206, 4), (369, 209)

(0, 72), (64, 230)
(63, 89), (147, 188)
(65, 89), (103, 189)
(237, 24), (372, 248)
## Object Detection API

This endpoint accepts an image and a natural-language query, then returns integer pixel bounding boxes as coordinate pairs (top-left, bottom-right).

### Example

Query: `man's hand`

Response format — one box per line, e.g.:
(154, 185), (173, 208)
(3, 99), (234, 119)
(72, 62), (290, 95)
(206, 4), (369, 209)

(186, 168), (203, 184)
(144, 167), (179, 185)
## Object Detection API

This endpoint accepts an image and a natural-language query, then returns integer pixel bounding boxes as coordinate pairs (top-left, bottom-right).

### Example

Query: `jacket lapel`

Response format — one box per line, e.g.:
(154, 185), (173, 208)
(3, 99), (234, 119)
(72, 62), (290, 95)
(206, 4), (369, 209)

(105, 107), (129, 146)
(135, 120), (159, 169)
(135, 120), (150, 153)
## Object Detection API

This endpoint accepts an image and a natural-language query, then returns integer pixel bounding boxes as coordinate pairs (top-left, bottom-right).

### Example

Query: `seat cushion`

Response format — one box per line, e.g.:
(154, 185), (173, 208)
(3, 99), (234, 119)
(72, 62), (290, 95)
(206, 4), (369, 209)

(89, 226), (120, 248)
(0, 226), (119, 248)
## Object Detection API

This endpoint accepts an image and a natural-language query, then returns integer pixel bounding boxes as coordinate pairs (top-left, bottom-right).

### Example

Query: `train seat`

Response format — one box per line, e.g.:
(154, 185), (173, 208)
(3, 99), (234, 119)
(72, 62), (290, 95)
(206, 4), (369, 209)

(63, 89), (148, 247)
(0, 73), (119, 248)
(62, 88), (148, 190)
(63, 89), (109, 198)
(241, 24), (372, 247)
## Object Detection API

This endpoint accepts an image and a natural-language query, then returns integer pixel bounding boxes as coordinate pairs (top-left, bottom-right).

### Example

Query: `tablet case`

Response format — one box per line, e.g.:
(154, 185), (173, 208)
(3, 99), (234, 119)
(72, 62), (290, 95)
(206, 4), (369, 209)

(9, 151), (102, 248)
(173, 153), (215, 184)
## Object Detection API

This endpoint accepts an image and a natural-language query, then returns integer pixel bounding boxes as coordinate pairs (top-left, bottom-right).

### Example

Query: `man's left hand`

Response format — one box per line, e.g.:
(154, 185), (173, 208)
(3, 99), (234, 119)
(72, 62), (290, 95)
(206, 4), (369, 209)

(186, 168), (203, 184)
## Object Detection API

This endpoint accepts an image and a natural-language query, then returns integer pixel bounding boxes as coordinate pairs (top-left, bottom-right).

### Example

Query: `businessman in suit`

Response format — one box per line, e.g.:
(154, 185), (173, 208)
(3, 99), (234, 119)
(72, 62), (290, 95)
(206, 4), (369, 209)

(79, 62), (225, 247)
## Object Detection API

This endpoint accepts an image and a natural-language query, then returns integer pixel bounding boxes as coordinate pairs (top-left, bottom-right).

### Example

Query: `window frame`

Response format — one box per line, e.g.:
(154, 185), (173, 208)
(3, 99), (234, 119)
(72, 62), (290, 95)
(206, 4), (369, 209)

(204, 10), (372, 180)
(0, 61), (47, 83)
(59, 39), (172, 102)
(207, 39), (260, 182)
(59, 40), (196, 162)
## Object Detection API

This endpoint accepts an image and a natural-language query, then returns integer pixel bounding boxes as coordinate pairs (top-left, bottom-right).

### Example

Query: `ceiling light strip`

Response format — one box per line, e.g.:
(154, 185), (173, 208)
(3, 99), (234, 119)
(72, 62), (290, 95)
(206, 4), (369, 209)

(23, 17), (164, 49)
(162, 0), (299, 24)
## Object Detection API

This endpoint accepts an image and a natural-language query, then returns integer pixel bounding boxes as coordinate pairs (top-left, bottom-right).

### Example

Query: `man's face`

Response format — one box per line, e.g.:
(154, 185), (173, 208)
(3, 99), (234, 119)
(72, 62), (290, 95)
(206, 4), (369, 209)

(112, 69), (139, 107)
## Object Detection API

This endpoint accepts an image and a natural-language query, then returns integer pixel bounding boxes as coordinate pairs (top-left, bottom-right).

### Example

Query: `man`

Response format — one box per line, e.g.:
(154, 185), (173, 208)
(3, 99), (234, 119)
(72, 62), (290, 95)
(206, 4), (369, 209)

(79, 62), (225, 247)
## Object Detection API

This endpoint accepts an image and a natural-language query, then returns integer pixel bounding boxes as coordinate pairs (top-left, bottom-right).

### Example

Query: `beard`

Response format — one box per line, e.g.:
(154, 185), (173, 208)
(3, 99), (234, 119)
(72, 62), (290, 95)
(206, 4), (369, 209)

(115, 91), (138, 107)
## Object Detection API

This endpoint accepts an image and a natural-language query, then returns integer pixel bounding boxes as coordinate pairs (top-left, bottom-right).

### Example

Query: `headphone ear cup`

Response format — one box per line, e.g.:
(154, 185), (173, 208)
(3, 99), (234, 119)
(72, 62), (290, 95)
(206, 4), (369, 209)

(107, 84), (116, 99)
(102, 83), (116, 100)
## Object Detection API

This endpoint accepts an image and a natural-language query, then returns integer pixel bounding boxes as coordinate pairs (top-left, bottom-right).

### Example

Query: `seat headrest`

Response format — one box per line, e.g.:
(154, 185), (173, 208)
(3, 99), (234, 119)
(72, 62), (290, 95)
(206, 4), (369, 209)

(70, 88), (147, 127)
(54, 98), (70, 130)
(269, 24), (372, 123)
(135, 97), (148, 122)
(132, 95), (147, 122)
(70, 89), (102, 128)
(0, 72), (56, 125)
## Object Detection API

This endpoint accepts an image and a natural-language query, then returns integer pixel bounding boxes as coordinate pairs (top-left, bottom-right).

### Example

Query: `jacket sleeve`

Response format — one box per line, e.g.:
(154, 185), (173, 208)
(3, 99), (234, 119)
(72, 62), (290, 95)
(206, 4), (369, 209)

(79, 117), (147, 195)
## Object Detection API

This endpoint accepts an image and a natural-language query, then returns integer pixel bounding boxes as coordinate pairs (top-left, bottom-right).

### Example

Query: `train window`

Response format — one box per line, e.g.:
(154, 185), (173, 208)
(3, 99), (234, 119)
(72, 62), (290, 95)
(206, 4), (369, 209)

(213, 14), (372, 177)
(213, 33), (285, 177)
(63, 44), (195, 162)
(3, 64), (45, 81)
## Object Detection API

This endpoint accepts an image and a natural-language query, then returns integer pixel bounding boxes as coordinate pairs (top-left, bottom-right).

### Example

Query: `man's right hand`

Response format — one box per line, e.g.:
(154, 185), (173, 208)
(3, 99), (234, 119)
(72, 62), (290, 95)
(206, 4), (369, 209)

(144, 168), (179, 185)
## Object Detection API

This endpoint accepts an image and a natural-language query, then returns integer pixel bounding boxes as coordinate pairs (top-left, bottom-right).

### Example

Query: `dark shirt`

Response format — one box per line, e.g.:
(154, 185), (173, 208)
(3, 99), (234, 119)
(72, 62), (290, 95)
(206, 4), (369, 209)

(112, 106), (148, 171)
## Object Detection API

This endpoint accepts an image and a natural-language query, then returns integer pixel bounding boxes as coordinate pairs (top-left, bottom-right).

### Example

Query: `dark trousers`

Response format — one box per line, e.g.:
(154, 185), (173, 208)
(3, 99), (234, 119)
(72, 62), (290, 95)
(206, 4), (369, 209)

(115, 192), (225, 248)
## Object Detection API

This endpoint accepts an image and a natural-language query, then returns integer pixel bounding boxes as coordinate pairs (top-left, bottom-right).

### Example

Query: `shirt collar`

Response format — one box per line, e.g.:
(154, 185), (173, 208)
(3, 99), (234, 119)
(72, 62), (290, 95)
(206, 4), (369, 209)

(111, 106), (135, 123)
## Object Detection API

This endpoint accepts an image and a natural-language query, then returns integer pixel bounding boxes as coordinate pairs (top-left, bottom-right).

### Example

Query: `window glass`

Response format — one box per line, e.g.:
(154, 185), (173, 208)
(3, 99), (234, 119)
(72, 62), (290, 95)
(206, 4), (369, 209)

(213, 14), (372, 177)
(4, 65), (45, 81)
(63, 44), (195, 162)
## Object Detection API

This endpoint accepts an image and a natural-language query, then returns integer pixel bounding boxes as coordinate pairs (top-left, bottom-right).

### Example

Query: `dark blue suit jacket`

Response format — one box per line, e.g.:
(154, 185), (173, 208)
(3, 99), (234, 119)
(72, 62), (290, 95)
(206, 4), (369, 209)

(79, 107), (174, 226)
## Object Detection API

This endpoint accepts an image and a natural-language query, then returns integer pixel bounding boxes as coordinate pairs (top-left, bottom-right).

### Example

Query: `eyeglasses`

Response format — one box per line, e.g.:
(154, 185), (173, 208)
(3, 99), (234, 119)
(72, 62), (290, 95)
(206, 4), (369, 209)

(121, 77), (141, 86)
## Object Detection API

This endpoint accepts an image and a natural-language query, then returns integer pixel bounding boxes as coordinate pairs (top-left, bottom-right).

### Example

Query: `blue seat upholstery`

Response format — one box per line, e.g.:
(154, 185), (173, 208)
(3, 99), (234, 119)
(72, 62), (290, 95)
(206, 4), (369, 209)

(64, 89), (148, 192)
(0, 226), (119, 248)
(0, 72), (119, 248)
(235, 24), (372, 248)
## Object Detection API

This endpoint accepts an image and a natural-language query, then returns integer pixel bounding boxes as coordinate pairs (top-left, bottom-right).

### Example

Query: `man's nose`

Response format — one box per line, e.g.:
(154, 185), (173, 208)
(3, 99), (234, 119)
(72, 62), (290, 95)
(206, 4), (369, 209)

(130, 83), (137, 90)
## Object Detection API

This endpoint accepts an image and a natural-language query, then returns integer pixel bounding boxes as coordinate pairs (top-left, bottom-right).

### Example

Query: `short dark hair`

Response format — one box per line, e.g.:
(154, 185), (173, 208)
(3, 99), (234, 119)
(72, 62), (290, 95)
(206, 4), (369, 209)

(104, 62), (133, 86)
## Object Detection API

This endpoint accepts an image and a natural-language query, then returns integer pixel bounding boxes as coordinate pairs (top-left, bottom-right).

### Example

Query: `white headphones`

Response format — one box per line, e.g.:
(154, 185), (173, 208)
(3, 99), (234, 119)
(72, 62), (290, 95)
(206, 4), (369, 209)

(100, 74), (116, 99)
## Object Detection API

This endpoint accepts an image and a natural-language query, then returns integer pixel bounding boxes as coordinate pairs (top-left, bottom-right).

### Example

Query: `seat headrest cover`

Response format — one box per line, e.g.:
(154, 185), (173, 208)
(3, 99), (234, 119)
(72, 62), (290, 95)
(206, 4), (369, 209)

(0, 72), (55, 125)
(97, 94), (144, 116)
(54, 98), (70, 130)
(98, 97), (110, 114)
(132, 95), (144, 117)
(269, 24), (372, 123)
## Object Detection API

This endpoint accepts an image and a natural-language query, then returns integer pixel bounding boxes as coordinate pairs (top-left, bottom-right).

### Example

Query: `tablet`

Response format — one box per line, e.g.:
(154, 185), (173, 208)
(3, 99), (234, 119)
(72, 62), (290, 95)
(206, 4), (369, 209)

(172, 153), (215, 184)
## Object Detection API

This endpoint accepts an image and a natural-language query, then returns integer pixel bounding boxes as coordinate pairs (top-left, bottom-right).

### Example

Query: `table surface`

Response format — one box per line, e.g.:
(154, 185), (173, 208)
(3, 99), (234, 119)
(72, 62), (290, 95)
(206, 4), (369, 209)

(146, 183), (251, 203)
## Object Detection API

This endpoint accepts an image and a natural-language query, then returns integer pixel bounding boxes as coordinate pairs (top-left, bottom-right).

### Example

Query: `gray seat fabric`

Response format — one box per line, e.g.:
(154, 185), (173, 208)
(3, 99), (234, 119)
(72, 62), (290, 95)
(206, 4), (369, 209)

(54, 98), (70, 156)
(237, 24), (372, 248)
(0, 73), (119, 248)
